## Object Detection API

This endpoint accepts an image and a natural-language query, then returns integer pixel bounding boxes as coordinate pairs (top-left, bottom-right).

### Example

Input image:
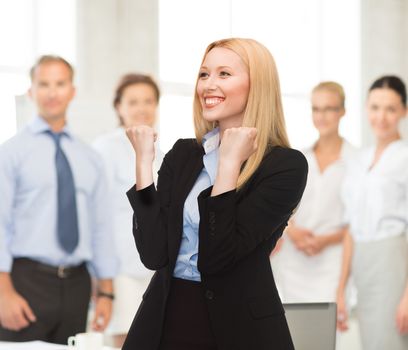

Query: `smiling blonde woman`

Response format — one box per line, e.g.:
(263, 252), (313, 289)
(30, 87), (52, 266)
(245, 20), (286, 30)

(123, 38), (308, 350)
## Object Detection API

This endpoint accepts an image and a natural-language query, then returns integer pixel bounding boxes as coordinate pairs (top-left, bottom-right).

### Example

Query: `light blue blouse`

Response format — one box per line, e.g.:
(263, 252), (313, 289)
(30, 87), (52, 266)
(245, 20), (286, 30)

(173, 128), (219, 281)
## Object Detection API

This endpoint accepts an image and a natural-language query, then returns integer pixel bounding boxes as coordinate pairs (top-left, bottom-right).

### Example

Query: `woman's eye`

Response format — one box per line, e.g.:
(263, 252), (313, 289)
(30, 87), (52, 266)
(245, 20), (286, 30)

(220, 71), (231, 77)
(199, 72), (209, 78)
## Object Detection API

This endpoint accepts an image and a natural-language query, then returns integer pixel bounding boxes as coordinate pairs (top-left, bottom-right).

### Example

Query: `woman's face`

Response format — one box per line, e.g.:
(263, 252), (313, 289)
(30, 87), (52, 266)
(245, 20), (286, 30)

(196, 47), (249, 129)
(367, 88), (407, 141)
(311, 89), (344, 138)
(116, 83), (158, 128)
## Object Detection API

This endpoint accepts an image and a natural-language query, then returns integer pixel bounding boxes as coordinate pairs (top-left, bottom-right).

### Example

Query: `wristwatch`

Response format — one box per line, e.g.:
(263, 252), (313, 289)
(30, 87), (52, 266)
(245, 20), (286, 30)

(97, 290), (115, 300)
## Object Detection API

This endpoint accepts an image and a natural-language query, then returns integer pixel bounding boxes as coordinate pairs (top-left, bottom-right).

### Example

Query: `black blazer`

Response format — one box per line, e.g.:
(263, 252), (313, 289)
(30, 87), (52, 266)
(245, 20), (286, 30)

(124, 139), (308, 350)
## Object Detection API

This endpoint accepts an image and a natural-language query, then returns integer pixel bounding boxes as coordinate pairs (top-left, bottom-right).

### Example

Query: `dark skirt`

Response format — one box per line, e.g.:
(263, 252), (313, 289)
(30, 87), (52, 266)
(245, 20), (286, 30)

(158, 277), (218, 350)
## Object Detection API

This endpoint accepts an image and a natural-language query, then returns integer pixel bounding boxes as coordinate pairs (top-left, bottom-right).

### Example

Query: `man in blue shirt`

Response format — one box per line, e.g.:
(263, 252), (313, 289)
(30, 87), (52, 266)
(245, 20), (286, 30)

(0, 55), (118, 344)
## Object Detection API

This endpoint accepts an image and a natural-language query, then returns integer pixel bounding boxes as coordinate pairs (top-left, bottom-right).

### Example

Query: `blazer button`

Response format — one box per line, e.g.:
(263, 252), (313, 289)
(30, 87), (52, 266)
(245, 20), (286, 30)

(205, 290), (214, 300)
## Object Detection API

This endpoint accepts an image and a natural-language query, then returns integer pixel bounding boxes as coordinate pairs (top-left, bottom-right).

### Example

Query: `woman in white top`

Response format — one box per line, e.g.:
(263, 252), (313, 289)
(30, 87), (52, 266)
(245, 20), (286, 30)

(93, 74), (163, 348)
(337, 76), (408, 350)
(273, 81), (353, 302)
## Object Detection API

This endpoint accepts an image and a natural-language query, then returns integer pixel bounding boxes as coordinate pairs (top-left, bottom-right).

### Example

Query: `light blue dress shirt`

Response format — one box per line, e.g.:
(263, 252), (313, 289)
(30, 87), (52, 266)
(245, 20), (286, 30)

(173, 128), (219, 282)
(0, 116), (118, 278)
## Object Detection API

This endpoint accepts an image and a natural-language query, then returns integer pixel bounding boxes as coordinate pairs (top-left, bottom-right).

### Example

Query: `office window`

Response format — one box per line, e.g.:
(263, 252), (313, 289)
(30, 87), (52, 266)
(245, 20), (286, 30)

(159, 0), (360, 151)
(0, 0), (76, 144)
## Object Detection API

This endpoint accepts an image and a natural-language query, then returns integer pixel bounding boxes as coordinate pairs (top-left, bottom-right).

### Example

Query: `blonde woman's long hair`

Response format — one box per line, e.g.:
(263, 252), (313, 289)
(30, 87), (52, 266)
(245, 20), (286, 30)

(193, 38), (290, 189)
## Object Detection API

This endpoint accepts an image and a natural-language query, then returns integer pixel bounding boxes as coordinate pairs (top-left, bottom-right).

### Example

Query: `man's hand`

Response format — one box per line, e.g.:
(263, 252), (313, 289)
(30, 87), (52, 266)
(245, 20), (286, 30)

(91, 296), (112, 332)
(0, 273), (36, 331)
(91, 279), (114, 332)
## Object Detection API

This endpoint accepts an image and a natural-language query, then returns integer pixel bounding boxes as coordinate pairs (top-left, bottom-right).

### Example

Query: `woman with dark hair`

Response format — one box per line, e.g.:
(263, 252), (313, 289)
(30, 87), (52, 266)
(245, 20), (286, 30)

(93, 73), (163, 348)
(337, 75), (408, 349)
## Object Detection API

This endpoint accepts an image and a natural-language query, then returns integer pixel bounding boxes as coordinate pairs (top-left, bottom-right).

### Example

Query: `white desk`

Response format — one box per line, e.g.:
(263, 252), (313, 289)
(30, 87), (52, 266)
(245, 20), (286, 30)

(0, 341), (118, 349)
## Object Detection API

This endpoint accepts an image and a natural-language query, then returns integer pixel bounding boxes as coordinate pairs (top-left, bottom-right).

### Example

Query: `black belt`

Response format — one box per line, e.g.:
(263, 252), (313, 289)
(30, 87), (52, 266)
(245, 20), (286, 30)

(14, 258), (87, 279)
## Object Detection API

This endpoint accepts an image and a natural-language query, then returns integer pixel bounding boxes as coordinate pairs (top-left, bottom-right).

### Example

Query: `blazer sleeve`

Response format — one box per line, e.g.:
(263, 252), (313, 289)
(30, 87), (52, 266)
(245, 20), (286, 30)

(197, 149), (308, 275)
(126, 140), (181, 270)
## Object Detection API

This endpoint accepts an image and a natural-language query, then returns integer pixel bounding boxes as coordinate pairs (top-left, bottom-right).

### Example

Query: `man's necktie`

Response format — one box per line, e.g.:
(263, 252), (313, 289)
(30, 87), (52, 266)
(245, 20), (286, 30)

(48, 131), (79, 253)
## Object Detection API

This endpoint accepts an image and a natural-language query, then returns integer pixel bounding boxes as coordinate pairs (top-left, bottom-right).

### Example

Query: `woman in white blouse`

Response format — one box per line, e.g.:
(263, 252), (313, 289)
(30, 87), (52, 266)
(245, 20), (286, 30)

(273, 81), (354, 302)
(337, 76), (408, 350)
(93, 74), (163, 348)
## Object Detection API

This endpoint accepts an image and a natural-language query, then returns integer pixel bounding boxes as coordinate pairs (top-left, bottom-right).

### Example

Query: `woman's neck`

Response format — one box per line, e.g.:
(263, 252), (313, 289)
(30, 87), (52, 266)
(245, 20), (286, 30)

(314, 134), (342, 155)
(376, 133), (401, 153)
(369, 133), (401, 169)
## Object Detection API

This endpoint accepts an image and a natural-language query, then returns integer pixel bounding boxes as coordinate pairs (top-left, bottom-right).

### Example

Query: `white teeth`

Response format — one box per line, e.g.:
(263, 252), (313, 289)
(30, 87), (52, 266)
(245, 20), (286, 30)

(205, 97), (224, 106)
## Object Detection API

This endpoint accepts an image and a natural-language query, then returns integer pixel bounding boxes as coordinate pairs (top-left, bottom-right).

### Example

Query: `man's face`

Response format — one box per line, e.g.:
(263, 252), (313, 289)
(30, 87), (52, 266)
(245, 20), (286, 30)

(29, 61), (75, 122)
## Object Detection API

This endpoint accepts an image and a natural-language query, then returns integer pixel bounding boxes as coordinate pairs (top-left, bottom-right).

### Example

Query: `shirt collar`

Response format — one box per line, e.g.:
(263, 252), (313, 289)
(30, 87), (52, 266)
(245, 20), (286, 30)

(202, 127), (220, 154)
(28, 115), (73, 139)
(308, 138), (352, 161)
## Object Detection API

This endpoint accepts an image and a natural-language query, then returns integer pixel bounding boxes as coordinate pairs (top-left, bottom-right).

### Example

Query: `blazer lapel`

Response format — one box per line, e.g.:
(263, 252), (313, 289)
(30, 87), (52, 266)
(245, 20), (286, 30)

(167, 144), (205, 266)
(180, 147), (205, 202)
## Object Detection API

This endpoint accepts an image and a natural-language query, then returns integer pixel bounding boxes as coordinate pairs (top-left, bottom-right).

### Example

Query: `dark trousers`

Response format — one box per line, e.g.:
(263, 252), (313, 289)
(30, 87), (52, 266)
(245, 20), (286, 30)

(159, 277), (218, 350)
(0, 258), (91, 344)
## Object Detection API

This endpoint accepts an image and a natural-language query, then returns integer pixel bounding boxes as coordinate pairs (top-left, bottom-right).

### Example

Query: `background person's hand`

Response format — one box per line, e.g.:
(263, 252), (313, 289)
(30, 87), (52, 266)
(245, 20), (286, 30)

(303, 235), (329, 256)
(336, 291), (349, 332)
(91, 297), (112, 332)
(287, 226), (314, 252)
(270, 237), (284, 256)
(0, 289), (36, 331)
(396, 293), (408, 334)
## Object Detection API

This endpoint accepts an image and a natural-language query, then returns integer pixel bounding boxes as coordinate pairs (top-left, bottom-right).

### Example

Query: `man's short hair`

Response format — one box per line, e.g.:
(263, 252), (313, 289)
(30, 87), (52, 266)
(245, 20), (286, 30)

(30, 55), (74, 82)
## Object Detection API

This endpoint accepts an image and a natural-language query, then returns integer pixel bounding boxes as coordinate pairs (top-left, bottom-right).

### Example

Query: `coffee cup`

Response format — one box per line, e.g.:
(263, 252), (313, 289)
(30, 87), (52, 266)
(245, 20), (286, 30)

(67, 332), (104, 349)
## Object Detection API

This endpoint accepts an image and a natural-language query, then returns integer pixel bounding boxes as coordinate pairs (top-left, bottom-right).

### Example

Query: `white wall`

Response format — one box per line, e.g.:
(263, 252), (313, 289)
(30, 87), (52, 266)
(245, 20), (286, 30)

(16, 0), (159, 143)
(360, 0), (408, 145)
(71, 0), (159, 142)
(15, 0), (408, 146)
